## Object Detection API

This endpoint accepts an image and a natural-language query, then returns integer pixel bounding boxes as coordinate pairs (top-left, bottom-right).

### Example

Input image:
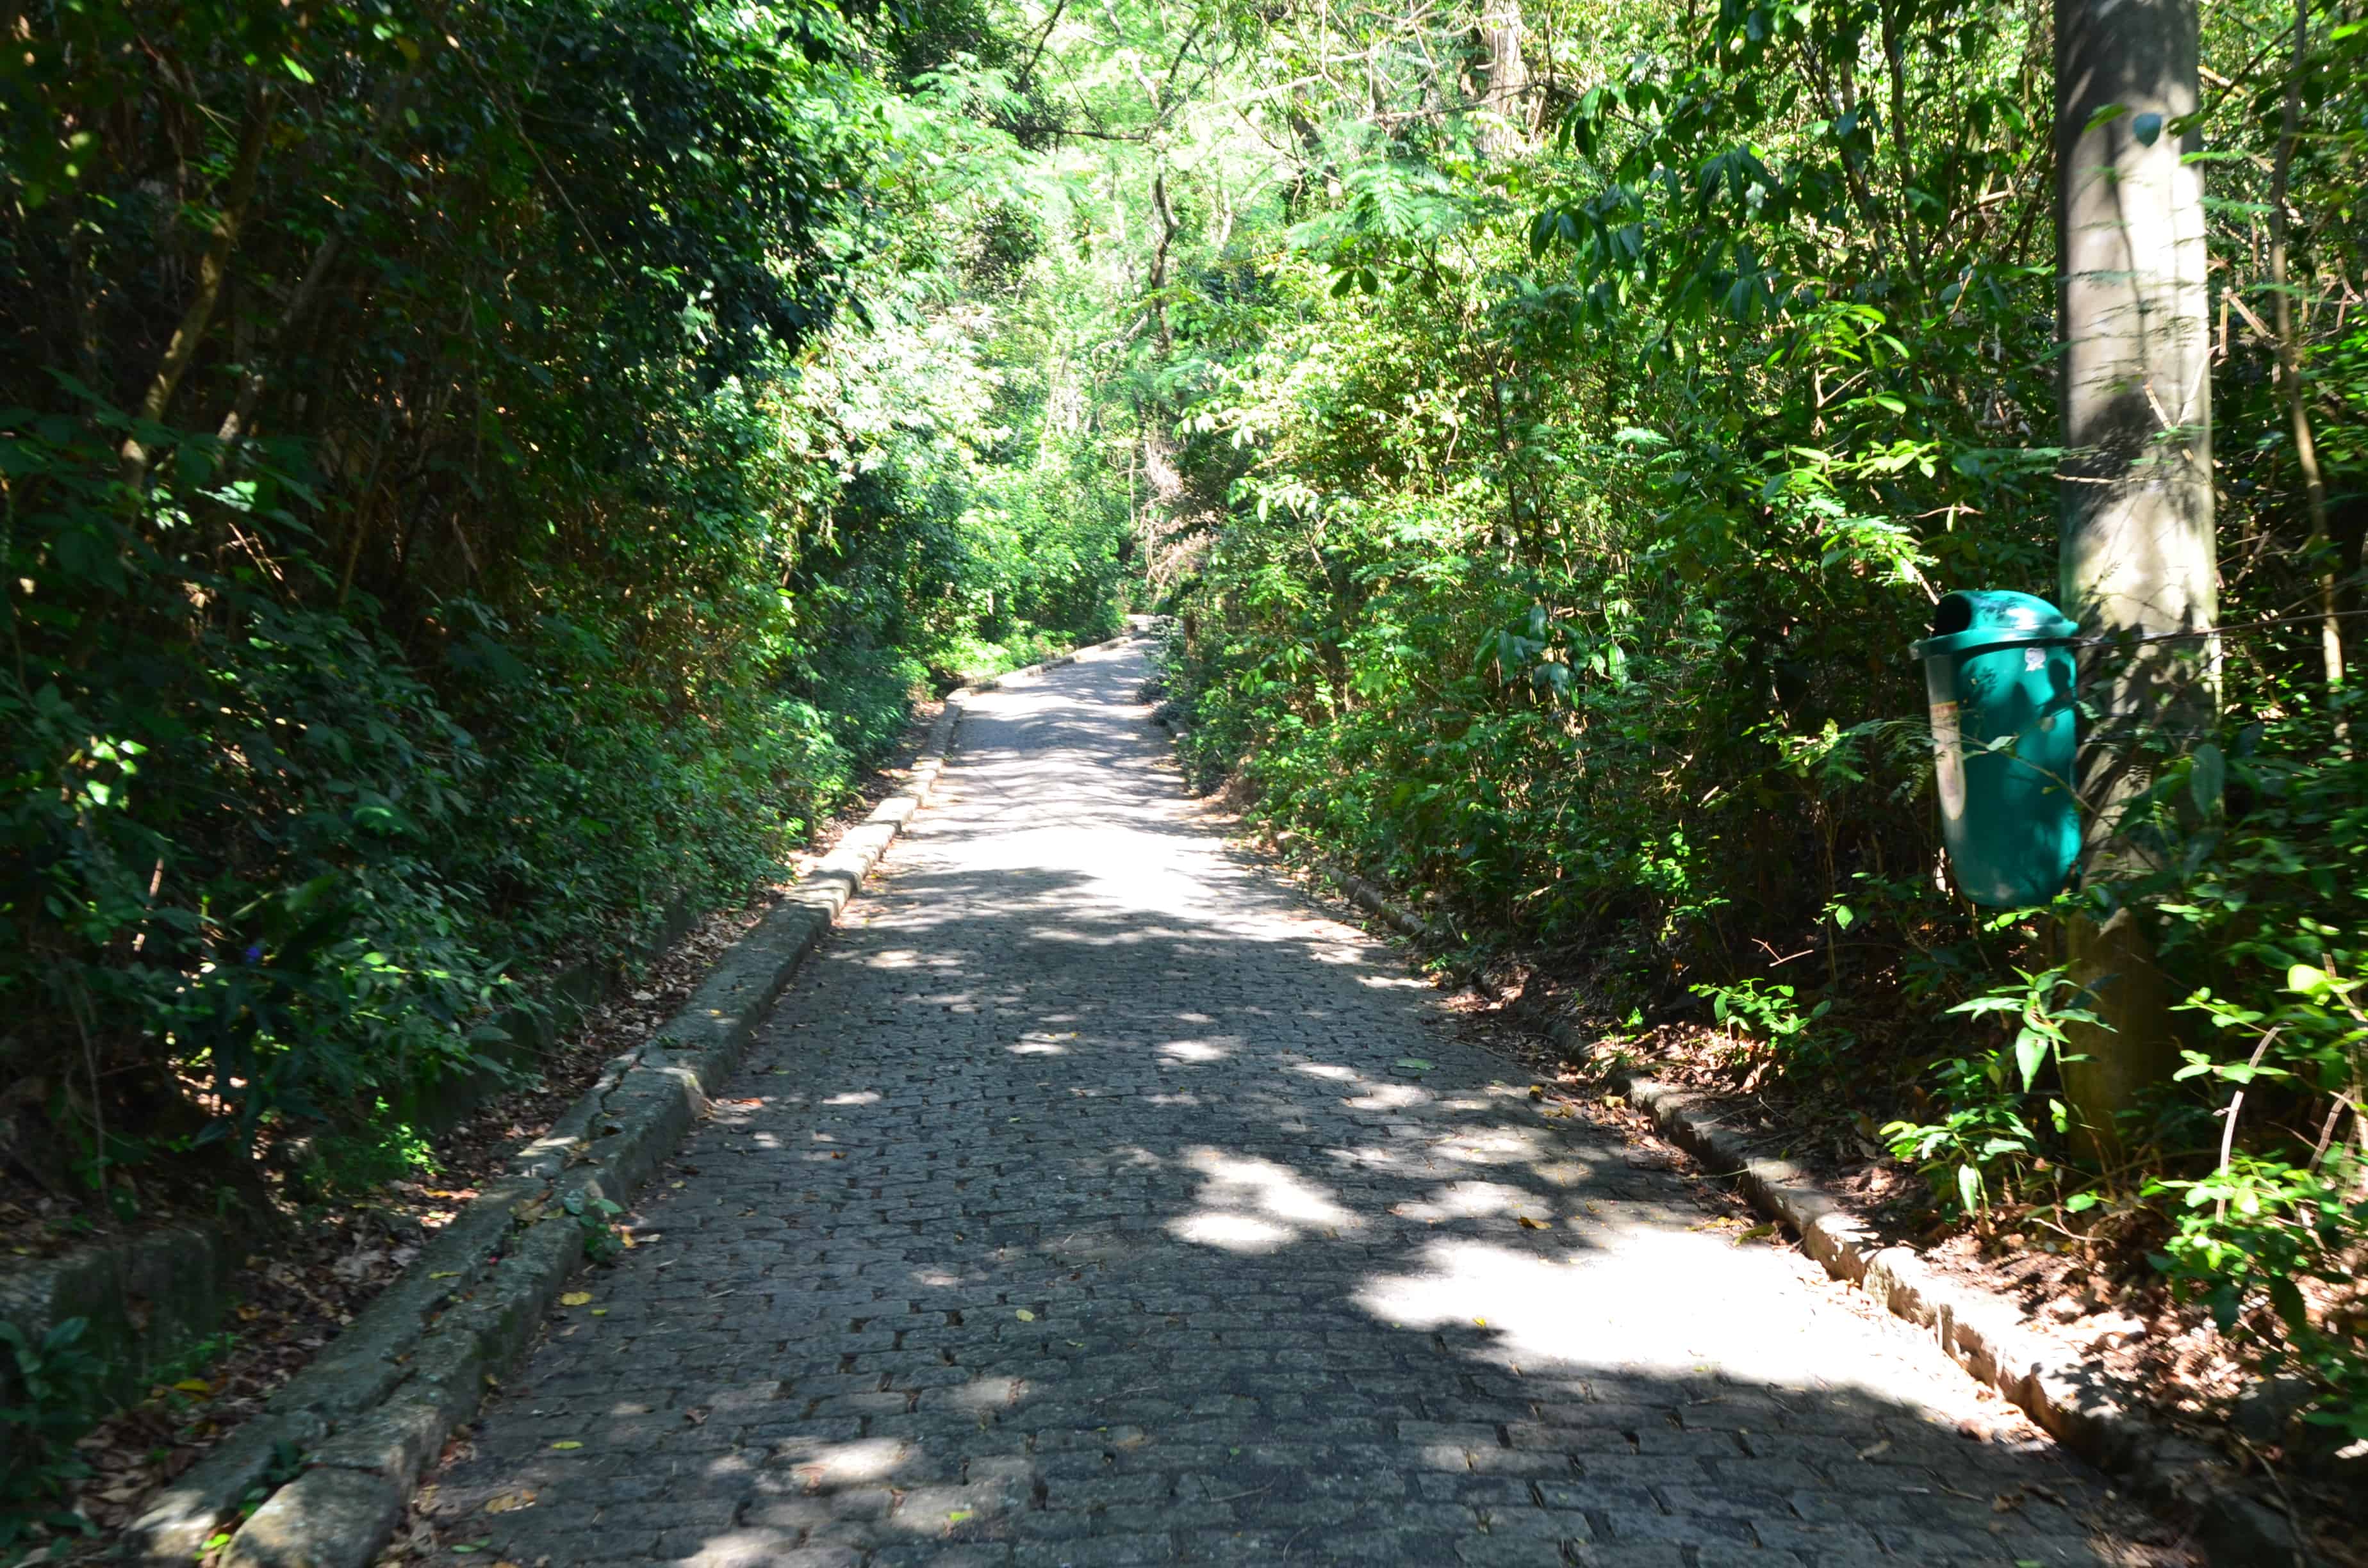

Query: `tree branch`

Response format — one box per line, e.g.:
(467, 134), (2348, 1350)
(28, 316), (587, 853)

(119, 85), (279, 492)
(1012, 0), (1069, 97)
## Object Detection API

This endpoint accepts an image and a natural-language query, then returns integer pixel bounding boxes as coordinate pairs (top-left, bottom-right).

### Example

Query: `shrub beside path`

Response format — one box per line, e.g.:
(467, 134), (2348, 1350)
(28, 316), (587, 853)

(420, 639), (2185, 1567)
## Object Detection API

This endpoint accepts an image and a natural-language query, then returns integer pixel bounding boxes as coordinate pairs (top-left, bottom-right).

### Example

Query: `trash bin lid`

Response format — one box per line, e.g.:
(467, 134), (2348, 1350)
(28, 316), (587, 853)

(1909, 590), (2078, 660)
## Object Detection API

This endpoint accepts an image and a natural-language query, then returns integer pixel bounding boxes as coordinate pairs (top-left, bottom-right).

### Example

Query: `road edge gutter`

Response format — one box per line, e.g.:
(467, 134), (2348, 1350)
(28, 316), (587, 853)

(121, 634), (1135, 1568)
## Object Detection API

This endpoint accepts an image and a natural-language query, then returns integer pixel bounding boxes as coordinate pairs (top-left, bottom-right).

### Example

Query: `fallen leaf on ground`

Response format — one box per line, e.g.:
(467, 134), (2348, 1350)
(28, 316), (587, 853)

(1014, 1309), (1035, 1321)
(550, 1441), (582, 1451)
(1517, 1215), (1548, 1230)
(559, 1293), (592, 1307)
(483, 1492), (536, 1514)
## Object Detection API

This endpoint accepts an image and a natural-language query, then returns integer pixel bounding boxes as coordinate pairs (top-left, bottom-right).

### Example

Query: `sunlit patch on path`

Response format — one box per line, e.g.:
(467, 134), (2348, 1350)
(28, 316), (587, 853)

(425, 641), (2182, 1567)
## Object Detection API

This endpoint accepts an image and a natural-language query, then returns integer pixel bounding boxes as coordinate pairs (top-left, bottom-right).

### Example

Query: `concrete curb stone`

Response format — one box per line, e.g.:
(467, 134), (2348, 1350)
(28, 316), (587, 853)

(1276, 854), (2316, 1568)
(1329, 865), (1445, 942)
(118, 633), (1139, 1568)
(217, 1467), (404, 1568)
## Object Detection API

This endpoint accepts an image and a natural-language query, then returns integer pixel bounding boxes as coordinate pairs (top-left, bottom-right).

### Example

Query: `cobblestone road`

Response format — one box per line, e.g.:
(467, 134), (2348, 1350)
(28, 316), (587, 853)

(427, 639), (2181, 1568)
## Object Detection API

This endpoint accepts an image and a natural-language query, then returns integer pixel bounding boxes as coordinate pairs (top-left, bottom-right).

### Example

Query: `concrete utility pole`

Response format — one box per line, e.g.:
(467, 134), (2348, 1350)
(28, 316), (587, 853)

(2053, 0), (2217, 1156)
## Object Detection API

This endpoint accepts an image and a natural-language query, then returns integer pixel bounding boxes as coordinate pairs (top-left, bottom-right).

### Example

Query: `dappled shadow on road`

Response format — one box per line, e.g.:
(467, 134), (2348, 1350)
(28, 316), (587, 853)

(425, 641), (2187, 1568)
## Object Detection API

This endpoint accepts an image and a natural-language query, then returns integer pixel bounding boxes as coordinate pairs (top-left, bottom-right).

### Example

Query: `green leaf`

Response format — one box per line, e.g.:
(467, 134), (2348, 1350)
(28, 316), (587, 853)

(1946, 995), (2023, 1017)
(2188, 742), (2224, 813)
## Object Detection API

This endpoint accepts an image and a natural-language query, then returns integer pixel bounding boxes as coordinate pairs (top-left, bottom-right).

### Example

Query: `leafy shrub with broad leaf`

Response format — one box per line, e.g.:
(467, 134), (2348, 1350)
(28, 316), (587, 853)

(0, 1318), (104, 1548)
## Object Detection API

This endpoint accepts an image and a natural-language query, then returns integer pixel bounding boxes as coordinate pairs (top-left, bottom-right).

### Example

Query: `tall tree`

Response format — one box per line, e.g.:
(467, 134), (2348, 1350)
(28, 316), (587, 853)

(2056, 0), (2217, 795)
(2053, 0), (2217, 1150)
(1475, 0), (1532, 155)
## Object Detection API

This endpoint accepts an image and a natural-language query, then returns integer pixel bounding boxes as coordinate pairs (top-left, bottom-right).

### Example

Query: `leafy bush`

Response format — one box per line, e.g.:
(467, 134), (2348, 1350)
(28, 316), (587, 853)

(1882, 966), (2099, 1217)
(0, 0), (1131, 1210)
(0, 1318), (104, 1548)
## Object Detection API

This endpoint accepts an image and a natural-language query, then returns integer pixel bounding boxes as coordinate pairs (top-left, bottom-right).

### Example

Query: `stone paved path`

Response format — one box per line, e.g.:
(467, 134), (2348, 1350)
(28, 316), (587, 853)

(427, 639), (2180, 1568)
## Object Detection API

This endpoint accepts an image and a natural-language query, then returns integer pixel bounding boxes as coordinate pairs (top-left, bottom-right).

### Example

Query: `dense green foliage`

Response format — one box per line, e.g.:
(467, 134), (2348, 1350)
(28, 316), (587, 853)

(1, 0), (1129, 1204)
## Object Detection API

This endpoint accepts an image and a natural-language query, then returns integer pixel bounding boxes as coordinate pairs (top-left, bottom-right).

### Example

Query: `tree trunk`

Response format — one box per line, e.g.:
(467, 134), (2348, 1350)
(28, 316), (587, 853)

(2060, 906), (2182, 1163)
(119, 86), (279, 493)
(1148, 172), (1177, 352)
(2053, 0), (2215, 1142)
(1476, 0), (1531, 156)
(2057, 0), (2216, 798)
(2266, 0), (2344, 710)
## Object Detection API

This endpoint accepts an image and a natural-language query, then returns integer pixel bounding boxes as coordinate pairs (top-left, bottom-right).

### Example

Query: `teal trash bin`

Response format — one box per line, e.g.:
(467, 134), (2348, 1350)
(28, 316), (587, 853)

(1910, 591), (2081, 907)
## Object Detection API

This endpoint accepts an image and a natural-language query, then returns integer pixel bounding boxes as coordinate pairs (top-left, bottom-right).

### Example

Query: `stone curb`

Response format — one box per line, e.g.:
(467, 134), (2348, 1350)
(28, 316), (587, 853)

(1327, 864), (1442, 942)
(114, 640), (1149, 1568)
(1292, 863), (2314, 1568)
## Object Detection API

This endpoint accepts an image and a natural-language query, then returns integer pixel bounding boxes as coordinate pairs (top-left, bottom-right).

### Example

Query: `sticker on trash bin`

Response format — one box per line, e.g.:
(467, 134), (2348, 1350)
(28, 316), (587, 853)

(1927, 699), (1965, 817)
(2025, 648), (2044, 671)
